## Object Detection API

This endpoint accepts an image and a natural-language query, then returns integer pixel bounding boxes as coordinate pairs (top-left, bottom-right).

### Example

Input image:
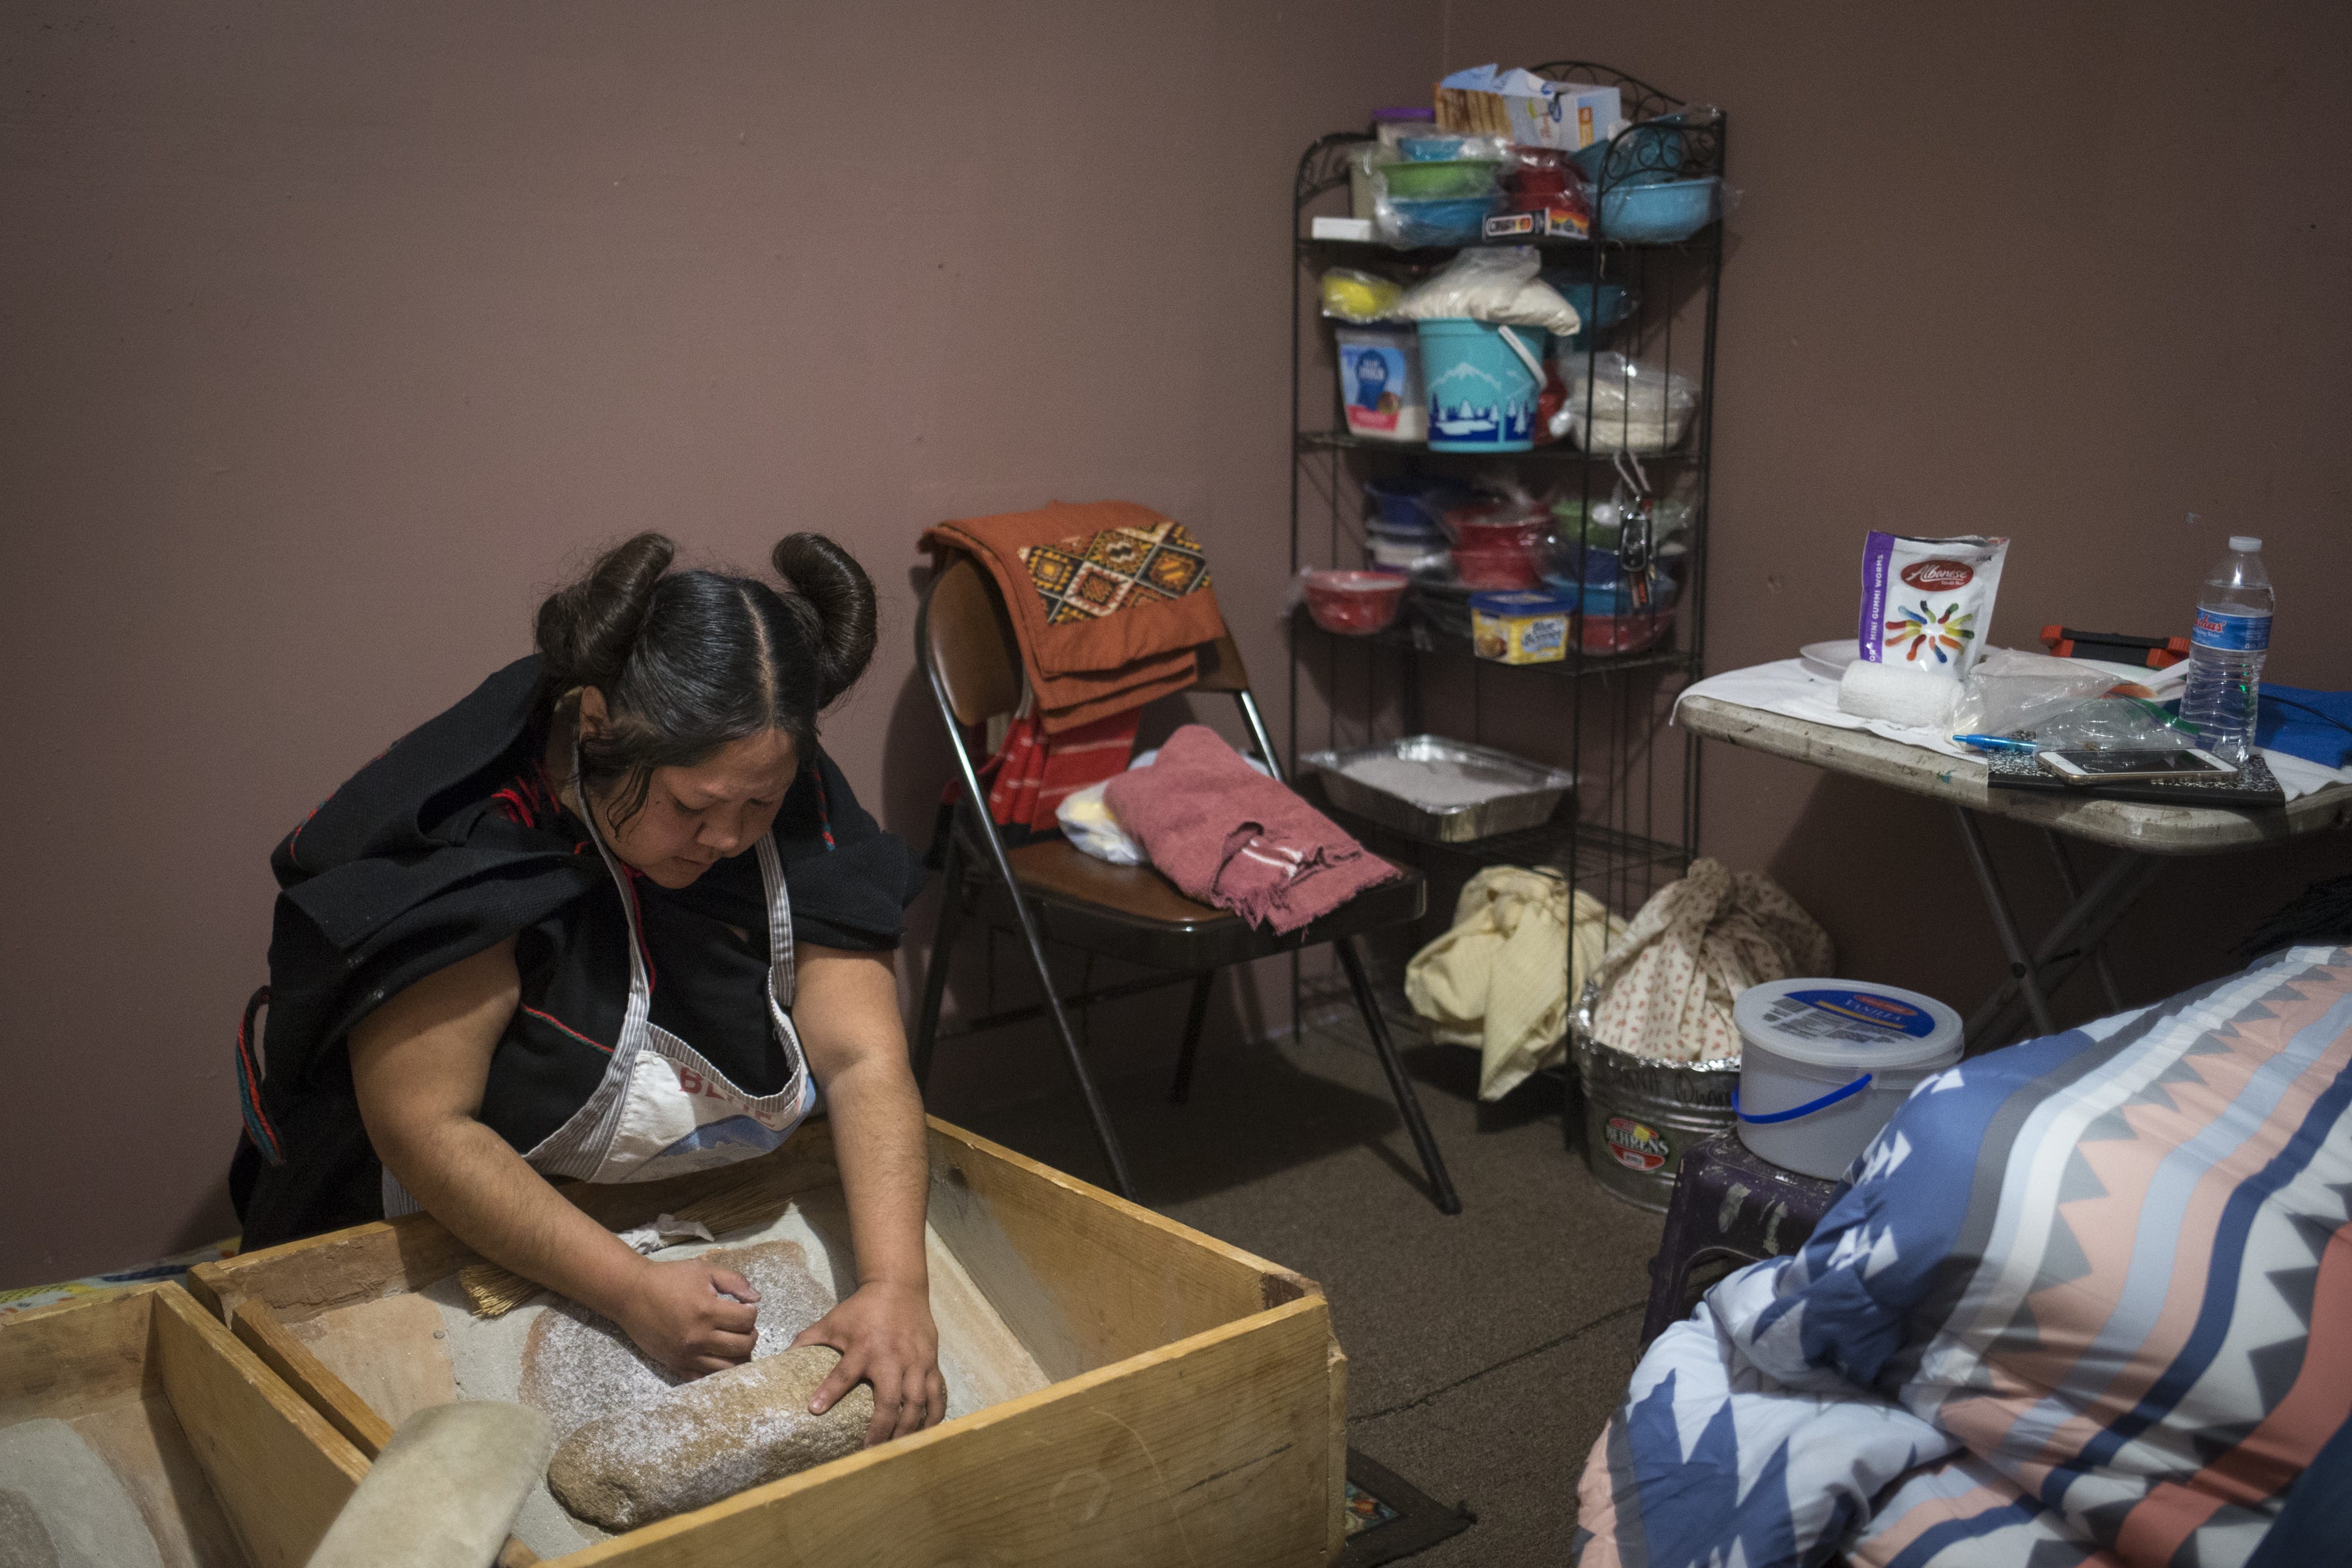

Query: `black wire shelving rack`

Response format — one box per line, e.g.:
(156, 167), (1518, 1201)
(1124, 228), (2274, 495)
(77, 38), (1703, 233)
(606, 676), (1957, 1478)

(1283, 63), (1725, 1061)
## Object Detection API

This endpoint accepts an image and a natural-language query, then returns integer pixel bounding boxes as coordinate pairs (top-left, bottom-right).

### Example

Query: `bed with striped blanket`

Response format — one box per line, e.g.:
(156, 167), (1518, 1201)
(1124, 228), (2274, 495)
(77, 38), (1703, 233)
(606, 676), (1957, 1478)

(1573, 943), (2352, 1567)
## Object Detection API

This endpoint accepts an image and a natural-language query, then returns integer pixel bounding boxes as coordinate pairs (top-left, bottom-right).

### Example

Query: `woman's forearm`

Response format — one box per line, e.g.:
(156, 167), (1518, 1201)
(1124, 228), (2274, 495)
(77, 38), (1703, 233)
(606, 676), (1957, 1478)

(375, 1109), (648, 1320)
(795, 947), (932, 1292)
(823, 1053), (932, 1291)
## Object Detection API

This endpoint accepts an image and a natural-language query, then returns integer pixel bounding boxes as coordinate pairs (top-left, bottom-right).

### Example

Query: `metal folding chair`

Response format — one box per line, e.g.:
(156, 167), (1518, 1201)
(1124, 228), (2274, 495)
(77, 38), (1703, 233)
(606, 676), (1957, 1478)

(910, 555), (1462, 1213)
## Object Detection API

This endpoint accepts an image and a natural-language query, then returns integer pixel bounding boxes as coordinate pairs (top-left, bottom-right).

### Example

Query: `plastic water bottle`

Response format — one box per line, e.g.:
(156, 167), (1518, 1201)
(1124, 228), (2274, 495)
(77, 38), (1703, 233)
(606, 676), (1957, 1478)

(2180, 532), (2274, 764)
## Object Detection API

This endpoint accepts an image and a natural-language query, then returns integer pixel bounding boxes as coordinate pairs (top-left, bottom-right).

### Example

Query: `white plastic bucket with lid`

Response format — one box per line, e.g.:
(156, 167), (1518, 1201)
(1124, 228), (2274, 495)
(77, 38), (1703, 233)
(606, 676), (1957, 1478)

(1733, 980), (1962, 1179)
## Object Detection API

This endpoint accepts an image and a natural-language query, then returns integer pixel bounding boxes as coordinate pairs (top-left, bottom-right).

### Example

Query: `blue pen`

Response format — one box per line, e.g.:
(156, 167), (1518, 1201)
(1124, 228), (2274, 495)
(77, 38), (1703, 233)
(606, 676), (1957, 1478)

(1953, 734), (2042, 753)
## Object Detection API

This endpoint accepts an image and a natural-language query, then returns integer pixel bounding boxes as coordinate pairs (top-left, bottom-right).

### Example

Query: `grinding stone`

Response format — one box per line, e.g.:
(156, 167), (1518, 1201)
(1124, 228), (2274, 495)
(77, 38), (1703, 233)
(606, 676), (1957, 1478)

(546, 1346), (872, 1531)
(306, 1401), (554, 1568)
(517, 1241), (836, 1444)
(0, 1418), (163, 1568)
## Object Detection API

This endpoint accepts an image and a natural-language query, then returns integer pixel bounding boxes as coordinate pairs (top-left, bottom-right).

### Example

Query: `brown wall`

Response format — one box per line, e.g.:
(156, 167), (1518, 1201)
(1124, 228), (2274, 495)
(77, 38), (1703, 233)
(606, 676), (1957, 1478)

(5, 1), (2347, 1283)
(0, 0), (1443, 1282)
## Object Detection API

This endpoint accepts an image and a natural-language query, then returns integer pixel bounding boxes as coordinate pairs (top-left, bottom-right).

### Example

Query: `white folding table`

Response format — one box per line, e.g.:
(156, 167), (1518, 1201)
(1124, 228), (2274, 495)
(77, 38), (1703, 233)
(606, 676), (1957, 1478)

(1680, 694), (2352, 1047)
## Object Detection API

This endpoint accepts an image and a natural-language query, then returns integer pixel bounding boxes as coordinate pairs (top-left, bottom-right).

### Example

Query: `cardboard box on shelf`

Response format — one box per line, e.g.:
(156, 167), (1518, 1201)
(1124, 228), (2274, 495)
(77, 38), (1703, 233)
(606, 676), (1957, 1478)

(1437, 76), (1621, 153)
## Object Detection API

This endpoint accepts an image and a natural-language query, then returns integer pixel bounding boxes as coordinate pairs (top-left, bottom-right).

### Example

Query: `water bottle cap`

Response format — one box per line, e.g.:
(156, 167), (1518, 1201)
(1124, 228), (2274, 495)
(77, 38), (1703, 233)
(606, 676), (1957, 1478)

(2229, 534), (2262, 552)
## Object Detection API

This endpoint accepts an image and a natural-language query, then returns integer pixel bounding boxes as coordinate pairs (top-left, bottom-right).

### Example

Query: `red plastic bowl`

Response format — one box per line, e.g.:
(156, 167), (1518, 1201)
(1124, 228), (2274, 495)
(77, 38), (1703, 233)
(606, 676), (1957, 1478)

(1452, 545), (1541, 590)
(1302, 570), (1407, 634)
(1443, 502), (1549, 551)
(1575, 606), (1676, 655)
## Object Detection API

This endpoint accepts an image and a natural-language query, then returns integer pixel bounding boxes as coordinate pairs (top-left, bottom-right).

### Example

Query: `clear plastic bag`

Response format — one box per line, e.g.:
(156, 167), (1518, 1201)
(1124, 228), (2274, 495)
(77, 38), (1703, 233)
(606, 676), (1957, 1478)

(1552, 351), (1697, 451)
(1320, 268), (1405, 323)
(1947, 651), (2114, 738)
(1389, 246), (1584, 333)
(2030, 697), (2204, 751)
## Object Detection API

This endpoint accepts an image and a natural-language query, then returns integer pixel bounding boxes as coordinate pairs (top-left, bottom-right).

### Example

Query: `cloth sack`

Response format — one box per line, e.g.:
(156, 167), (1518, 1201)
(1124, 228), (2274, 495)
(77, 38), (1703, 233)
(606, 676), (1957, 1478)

(1585, 858), (1833, 1063)
(1405, 866), (1627, 1100)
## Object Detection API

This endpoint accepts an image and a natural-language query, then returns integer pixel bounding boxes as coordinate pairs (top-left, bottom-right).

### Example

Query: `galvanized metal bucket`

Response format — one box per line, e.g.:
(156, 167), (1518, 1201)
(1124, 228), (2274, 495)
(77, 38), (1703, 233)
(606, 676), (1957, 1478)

(1568, 983), (1740, 1211)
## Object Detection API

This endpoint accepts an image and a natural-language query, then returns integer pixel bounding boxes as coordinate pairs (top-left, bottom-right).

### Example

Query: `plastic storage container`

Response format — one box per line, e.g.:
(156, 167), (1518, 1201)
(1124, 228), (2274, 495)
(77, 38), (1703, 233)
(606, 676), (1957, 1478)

(1334, 325), (1424, 442)
(1301, 570), (1407, 634)
(1732, 980), (1963, 1179)
(1419, 319), (1545, 451)
(1363, 474), (1472, 535)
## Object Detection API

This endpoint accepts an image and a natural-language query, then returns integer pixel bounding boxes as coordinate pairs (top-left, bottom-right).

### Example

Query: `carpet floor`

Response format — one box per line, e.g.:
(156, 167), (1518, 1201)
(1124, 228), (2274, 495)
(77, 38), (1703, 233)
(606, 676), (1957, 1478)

(945, 999), (1667, 1567)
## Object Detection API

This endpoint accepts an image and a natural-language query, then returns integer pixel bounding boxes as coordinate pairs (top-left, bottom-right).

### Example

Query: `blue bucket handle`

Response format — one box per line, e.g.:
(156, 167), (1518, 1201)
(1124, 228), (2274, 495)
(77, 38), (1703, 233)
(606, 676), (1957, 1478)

(1733, 1073), (1874, 1125)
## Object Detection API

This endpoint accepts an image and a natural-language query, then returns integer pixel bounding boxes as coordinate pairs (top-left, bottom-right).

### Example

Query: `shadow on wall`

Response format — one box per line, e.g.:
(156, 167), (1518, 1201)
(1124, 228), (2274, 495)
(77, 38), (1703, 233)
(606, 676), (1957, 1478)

(1761, 768), (2352, 1034)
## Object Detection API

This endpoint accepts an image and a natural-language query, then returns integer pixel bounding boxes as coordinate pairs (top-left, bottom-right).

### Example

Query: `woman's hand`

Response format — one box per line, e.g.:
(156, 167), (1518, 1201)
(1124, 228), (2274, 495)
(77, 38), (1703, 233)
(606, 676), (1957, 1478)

(790, 1280), (945, 1446)
(613, 1258), (764, 1378)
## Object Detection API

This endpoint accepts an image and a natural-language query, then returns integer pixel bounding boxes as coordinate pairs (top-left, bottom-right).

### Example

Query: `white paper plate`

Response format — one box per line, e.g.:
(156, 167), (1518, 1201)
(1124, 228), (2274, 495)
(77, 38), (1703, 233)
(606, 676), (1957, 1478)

(1799, 640), (1860, 681)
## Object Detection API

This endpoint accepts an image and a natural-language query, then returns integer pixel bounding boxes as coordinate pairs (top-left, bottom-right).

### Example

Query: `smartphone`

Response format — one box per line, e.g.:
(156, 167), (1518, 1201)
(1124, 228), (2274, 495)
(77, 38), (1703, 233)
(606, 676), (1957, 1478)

(2037, 747), (2238, 784)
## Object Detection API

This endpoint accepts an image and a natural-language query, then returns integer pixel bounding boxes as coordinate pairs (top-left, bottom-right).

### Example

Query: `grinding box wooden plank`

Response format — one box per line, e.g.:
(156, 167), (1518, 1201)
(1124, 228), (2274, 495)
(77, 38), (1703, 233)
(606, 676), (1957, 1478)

(0, 1285), (370, 1568)
(189, 1117), (1348, 1565)
(564, 1298), (1338, 1568)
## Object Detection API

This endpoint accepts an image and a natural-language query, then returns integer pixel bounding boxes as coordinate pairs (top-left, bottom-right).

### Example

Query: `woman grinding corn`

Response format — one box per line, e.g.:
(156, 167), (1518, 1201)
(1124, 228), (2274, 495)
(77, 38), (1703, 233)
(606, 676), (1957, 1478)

(229, 533), (941, 1443)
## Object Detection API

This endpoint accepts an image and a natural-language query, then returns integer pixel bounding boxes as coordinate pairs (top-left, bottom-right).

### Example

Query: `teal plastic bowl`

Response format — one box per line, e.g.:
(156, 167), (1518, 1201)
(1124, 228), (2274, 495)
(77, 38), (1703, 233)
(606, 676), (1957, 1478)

(1599, 177), (1718, 243)
(1382, 159), (1501, 199)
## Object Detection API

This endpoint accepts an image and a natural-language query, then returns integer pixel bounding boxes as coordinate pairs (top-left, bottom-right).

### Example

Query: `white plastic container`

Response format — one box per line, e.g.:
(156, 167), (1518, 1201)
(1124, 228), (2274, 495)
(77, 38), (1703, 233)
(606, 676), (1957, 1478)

(1732, 980), (1963, 1179)
(1334, 325), (1425, 442)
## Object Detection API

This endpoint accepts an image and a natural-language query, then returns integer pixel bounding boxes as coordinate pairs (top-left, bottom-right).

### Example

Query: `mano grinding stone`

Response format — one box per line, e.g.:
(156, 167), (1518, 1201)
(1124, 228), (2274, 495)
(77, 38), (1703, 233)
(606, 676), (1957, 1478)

(0, 1418), (163, 1568)
(547, 1346), (872, 1531)
(304, 1401), (553, 1568)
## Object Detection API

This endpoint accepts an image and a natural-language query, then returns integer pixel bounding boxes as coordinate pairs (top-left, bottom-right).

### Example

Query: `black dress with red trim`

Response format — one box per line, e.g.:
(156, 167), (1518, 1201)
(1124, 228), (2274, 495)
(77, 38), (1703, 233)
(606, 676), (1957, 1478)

(230, 655), (926, 1250)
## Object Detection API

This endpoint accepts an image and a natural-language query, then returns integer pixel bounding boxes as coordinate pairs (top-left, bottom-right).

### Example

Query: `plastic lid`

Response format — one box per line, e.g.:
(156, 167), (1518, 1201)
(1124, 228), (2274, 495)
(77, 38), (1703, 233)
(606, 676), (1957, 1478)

(1470, 590), (1569, 613)
(2230, 534), (2262, 553)
(1733, 979), (1962, 1070)
(1305, 569), (1406, 593)
(1373, 106), (1435, 120)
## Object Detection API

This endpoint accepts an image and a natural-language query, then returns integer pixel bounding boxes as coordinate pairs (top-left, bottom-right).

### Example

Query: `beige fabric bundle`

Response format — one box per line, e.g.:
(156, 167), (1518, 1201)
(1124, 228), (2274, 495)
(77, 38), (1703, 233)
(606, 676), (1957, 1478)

(547, 1345), (872, 1531)
(1585, 858), (1833, 1063)
(1405, 866), (1625, 1100)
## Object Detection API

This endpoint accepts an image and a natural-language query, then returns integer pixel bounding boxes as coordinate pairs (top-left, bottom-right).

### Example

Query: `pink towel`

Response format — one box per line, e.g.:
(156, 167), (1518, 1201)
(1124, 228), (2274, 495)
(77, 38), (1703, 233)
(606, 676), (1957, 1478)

(1103, 725), (1399, 934)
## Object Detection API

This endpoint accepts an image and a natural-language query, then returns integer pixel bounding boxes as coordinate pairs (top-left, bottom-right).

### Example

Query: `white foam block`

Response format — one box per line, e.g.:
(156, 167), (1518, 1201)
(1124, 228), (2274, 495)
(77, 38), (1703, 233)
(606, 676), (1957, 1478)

(1837, 660), (1957, 730)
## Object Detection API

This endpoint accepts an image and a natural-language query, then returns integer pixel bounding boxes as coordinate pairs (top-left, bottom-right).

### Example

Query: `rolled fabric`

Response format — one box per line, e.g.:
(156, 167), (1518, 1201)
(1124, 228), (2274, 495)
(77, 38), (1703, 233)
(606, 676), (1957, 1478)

(1838, 660), (1958, 730)
(547, 1347), (873, 1531)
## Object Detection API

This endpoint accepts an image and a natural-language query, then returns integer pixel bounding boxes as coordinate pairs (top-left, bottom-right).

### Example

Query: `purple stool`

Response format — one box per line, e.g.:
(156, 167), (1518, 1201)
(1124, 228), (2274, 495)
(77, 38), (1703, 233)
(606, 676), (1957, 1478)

(1638, 1130), (1843, 1347)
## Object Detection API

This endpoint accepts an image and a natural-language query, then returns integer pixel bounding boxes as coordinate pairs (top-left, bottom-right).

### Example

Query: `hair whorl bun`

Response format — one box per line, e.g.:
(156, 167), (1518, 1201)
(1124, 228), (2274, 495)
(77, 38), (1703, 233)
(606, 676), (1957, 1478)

(534, 532), (674, 689)
(770, 532), (877, 705)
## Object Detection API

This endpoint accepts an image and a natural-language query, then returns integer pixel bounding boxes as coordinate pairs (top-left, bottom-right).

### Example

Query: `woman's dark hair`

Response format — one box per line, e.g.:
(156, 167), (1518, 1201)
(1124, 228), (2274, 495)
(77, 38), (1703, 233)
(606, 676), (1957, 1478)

(533, 532), (877, 821)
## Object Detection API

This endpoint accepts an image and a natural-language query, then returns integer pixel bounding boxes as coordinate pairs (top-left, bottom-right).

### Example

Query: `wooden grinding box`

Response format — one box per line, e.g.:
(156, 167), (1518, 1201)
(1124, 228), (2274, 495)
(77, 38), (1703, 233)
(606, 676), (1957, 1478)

(189, 1118), (1348, 1565)
(0, 1281), (369, 1567)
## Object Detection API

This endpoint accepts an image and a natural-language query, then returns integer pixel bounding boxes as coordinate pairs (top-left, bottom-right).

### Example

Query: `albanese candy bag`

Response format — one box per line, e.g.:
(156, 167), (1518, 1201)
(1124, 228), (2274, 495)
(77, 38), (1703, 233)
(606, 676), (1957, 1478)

(1857, 532), (2009, 679)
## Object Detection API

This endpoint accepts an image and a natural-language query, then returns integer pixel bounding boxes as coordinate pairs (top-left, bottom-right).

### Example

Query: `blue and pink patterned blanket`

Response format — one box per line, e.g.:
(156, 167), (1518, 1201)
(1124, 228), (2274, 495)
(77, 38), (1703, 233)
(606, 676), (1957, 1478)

(1575, 945), (2352, 1567)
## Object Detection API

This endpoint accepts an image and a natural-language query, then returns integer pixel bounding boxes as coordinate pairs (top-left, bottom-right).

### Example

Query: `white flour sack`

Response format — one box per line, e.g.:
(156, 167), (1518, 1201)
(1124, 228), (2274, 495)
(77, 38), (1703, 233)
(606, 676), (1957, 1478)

(1857, 532), (2008, 680)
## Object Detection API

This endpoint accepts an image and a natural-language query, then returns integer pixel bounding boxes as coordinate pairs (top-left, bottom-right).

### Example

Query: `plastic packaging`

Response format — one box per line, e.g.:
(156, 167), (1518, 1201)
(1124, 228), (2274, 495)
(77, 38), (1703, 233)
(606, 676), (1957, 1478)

(1365, 532), (1450, 574)
(1299, 569), (1407, 634)
(1345, 142), (1397, 221)
(1333, 325), (1424, 442)
(1363, 474), (1475, 536)
(1390, 247), (1584, 333)
(2030, 696), (2200, 751)
(1372, 108), (1439, 150)
(2181, 533), (2274, 764)
(1319, 268), (1404, 323)
(1947, 650), (2115, 738)
(1554, 351), (1697, 451)
(1856, 532), (2009, 681)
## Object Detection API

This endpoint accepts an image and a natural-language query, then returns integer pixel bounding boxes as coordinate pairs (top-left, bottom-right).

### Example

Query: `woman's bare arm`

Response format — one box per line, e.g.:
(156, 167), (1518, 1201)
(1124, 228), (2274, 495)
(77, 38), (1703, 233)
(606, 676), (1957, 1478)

(787, 943), (945, 1445)
(346, 939), (761, 1376)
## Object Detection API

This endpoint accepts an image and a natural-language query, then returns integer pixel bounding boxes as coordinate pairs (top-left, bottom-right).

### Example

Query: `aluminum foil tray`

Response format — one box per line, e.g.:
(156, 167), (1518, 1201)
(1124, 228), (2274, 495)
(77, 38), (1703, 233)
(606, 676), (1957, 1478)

(1302, 734), (1576, 843)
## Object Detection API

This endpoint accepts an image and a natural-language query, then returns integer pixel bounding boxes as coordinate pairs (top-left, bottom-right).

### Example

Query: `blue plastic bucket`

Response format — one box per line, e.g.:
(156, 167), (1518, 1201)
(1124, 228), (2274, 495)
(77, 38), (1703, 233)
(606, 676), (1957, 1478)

(1416, 319), (1545, 453)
